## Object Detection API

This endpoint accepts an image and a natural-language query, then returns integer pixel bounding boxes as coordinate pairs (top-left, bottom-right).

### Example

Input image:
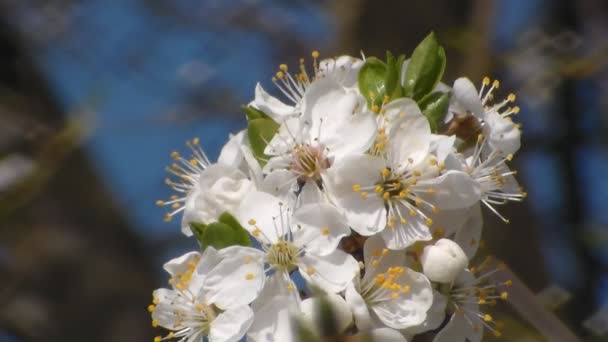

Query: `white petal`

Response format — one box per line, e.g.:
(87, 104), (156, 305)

(453, 204), (483, 259)
(370, 269), (433, 329)
(385, 98), (431, 169)
(419, 170), (481, 210)
(204, 246), (265, 309)
(381, 212), (432, 250)
(236, 191), (289, 244)
(429, 134), (456, 163)
(452, 77), (484, 119)
(247, 296), (300, 342)
(299, 249), (358, 293)
(300, 292), (353, 333)
(405, 290), (447, 334)
(319, 55), (364, 88)
(218, 129), (247, 169)
(323, 154), (387, 236)
(253, 272), (300, 312)
(261, 168), (298, 201)
(433, 313), (468, 342)
(293, 203), (350, 255)
(303, 77), (375, 159)
(429, 206), (472, 238)
(152, 288), (190, 329)
(362, 328), (408, 342)
(251, 83), (297, 122)
(362, 235), (405, 281)
(345, 282), (373, 331)
(484, 111), (521, 155)
(265, 117), (302, 156)
(298, 181), (323, 207)
(209, 305), (254, 342)
(163, 250), (218, 294)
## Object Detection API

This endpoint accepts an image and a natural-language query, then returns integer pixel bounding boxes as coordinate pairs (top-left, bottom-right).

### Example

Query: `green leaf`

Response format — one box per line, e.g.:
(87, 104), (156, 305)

(242, 105), (270, 121)
(402, 32), (446, 100)
(190, 222), (207, 243)
(247, 117), (279, 167)
(198, 221), (251, 251)
(358, 52), (406, 110)
(358, 57), (387, 109)
(420, 91), (450, 133)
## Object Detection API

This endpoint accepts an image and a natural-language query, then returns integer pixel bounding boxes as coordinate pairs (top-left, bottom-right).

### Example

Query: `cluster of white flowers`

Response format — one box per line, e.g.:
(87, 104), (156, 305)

(150, 33), (524, 342)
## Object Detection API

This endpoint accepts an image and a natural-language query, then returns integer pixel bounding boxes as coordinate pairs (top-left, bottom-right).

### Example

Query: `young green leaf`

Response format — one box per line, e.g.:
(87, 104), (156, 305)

(190, 222), (207, 243)
(402, 32), (446, 100)
(242, 105), (270, 121)
(198, 220), (251, 251)
(420, 91), (450, 133)
(358, 57), (387, 109)
(247, 117), (279, 167)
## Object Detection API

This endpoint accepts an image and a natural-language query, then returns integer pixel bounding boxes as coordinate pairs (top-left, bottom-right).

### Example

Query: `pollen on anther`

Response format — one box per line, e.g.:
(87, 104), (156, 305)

(483, 314), (493, 322)
(482, 77), (490, 85)
(321, 227), (330, 236)
(154, 336), (162, 342)
(246, 273), (254, 280)
(244, 256), (252, 264)
(152, 319), (160, 327)
(248, 219), (256, 225)
(279, 64), (288, 71)
(360, 192), (368, 200)
(306, 267), (316, 275)
(352, 184), (361, 192)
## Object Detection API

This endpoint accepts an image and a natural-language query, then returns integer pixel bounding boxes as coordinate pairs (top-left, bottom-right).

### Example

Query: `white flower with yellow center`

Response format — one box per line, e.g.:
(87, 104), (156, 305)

(417, 238), (511, 341)
(325, 98), (480, 249)
(149, 248), (255, 342)
(262, 75), (377, 204)
(217, 190), (358, 305)
(157, 138), (255, 236)
(345, 236), (433, 332)
(432, 261), (512, 342)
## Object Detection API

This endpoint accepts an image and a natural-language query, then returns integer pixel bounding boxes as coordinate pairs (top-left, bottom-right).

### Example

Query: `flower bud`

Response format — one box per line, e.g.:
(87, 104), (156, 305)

(420, 239), (468, 283)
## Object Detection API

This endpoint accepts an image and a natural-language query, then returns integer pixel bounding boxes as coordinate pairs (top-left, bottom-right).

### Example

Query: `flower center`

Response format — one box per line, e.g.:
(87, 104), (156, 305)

(266, 240), (300, 272)
(290, 143), (330, 181)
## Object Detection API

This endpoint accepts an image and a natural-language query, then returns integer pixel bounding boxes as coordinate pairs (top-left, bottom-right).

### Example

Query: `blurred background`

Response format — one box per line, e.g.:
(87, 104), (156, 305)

(0, 0), (607, 341)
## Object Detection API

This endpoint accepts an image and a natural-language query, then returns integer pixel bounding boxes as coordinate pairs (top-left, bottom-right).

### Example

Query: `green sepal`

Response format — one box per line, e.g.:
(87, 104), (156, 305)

(419, 91), (450, 133)
(190, 212), (252, 251)
(247, 117), (279, 167)
(242, 105), (271, 121)
(402, 32), (446, 100)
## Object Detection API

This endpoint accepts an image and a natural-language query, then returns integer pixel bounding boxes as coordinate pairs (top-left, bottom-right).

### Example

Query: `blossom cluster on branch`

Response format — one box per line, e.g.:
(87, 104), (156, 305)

(150, 32), (524, 342)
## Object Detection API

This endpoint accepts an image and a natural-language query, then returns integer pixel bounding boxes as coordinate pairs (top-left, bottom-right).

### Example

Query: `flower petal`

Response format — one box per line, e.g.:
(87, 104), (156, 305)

(345, 282), (373, 331)
(247, 295), (300, 342)
(381, 212), (432, 250)
(418, 170), (481, 210)
(299, 249), (358, 293)
(293, 203), (351, 255)
(362, 235), (406, 282)
(323, 154), (387, 236)
(218, 129), (247, 169)
(484, 111), (521, 155)
(319, 55), (364, 88)
(236, 191), (289, 244)
(370, 269), (433, 329)
(453, 204), (483, 259)
(451, 77), (484, 119)
(252, 272), (300, 312)
(250, 83), (297, 122)
(204, 246), (265, 309)
(209, 305), (254, 342)
(385, 98), (431, 169)
(433, 313), (468, 342)
(405, 290), (447, 334)
(300, 292), (353, 333)
(302, 77), (375, 160)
